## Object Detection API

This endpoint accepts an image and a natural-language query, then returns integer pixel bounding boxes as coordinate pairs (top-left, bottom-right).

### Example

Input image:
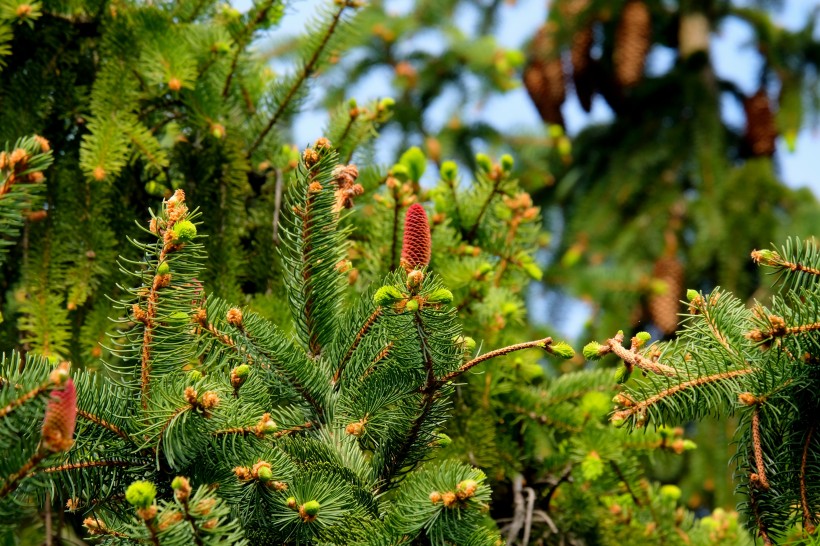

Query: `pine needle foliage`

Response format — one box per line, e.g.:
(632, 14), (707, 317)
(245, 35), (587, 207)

(588, 237), (820, 544)
(0, 141), (580, 545)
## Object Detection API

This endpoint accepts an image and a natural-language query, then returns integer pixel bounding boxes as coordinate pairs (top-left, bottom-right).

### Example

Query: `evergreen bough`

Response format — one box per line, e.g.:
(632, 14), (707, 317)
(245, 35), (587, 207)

(590, 238), (820, 544)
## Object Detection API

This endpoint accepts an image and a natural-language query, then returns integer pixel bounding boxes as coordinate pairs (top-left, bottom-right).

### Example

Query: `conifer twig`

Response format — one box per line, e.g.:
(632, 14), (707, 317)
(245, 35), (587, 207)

(749, 487), (774, 546)
(0, 450), (47, 498)
(221, 0), (279, 98)
(77, 409), (133, 443)
(801, 426), (816, 534)
(37, 459), (142, 474)
(0, 380), (52, 420)
(333, 308), (382, 386)
(248, 3), (350, 155)
(612, 368), (754, 421)
(438, 338), (553, 384)
(604, 333), (677, 377)
(751, 407), (770, 490)
(752, 249), (820, 277)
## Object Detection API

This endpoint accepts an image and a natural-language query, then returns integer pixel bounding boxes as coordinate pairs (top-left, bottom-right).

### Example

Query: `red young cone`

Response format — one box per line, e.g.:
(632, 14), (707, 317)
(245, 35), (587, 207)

(41, 378), (77, 453)
(401, 204), (431, 271)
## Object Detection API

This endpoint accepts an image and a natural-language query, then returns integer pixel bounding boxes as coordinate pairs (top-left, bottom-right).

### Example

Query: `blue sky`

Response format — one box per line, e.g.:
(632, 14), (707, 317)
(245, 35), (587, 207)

(259, 0), (820, 194)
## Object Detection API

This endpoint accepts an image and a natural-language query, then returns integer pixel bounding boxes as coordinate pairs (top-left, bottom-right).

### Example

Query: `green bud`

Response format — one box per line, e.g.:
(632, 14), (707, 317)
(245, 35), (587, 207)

(548, 124), (564, 139)
(302, 500), (320, 517)
(475, 153), (492, 173)
(187, 369), (202, 381)
(582, 342), (603, 360)
(686, 289), (699, 302)
(614, 366), (631, 384)
(234, 364), (250, 378)
(374, 285), (404, 306)
(257, 466), (273, 482)
(436, 433), (452, 448)
(548, 341), (575, 359)
(440, 160), (458, 182)
(635, 331), (651, 343)
(172, 220), (197, 242)
(659, 484), (682, 501)
(157, 261), (170, 275)
(390, 163), (410, 182)
(405, 299), (419, 312)
(523, 262), (542, 281)
(500, 154), (514, 172)
(477, 262), (493, 276)
(426, 288), (453, 304)
(378, 97), (395, 111)
(286, 496), (297, 508)
(682, 439), (697, 451)
(348, 98), (357, 109)
(611, 417), (625, 427)
(557, 136), (571, 156)
(399, 146), (427, 182)
(460, 336), (476, 352)
(171, 476), (186, 490)
(125, 481), (157, 509)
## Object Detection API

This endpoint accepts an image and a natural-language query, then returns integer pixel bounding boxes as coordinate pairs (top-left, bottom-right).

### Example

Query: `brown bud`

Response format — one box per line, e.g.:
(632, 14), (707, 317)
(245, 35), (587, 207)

(226, 308), (243, 327)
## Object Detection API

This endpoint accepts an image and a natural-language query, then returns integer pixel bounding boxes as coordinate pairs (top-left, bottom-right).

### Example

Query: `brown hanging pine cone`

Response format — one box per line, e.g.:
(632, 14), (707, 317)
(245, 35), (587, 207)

(571, 26), (595, 112)
(523, 23), (565, 126)
(558, 0), (595, 112)
(613, 0), (651, 89)
(743, 89), (778, 157)
(648, 256), (684, 336)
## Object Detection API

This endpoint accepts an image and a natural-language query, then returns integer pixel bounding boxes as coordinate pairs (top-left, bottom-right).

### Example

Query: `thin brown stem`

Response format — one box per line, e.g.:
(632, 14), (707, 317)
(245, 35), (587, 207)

(77, 409), (133, 443)
(801, 426), (816, 534)
(751, 407), (770, 490)
(0, 381), (51, 420)
(221, 0), (279, 98)
(37, 460), (142, 474)
(612, 368), (754, 421)
(273, 421), (313, 438)
(609, 460), (641, 507)
(438, 338), (552, 384)
(605, 334), (677, 377)
(749, 487), (774, 546)
(248, 3), (349, 155)
(0, 450), (46, 498)
(464, 175), (504, 241)
(361, 343), (393, 379)
(333, 308), (381, 386)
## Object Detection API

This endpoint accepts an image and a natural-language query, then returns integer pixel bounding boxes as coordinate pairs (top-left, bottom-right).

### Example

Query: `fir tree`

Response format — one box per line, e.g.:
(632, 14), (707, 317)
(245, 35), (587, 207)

(0, 140), (579, 544)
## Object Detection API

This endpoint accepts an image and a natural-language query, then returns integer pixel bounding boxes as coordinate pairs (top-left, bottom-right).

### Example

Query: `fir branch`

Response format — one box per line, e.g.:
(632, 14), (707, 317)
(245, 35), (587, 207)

(602, 333), (678, 377)
(77, 408), (133, 443)
(38, 459), (142, 474)
(749, 487), (774, 546)
(751, 407), (770, 490)
(379, 315), (439, 491)
(752, 248), (820, 277)
(802, 425), (816, 534)
(608, 460), (642, 507)
(438, 338), (553, 384)
(465, 173), (504, 241)
(361, 343), (393, 379)
(389, 183), (402, 271)
(0, 450), (47, 498)
(333, 307), (382, 386)
(513, 406), (580, 433)
(0, 379), (51, 420)
(180, 495), (205, 546)
(612, 368), (754, 421)
(273, 421), (313, 438)
(221, 0), (280, 98)
(248, 3), (350, 155)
